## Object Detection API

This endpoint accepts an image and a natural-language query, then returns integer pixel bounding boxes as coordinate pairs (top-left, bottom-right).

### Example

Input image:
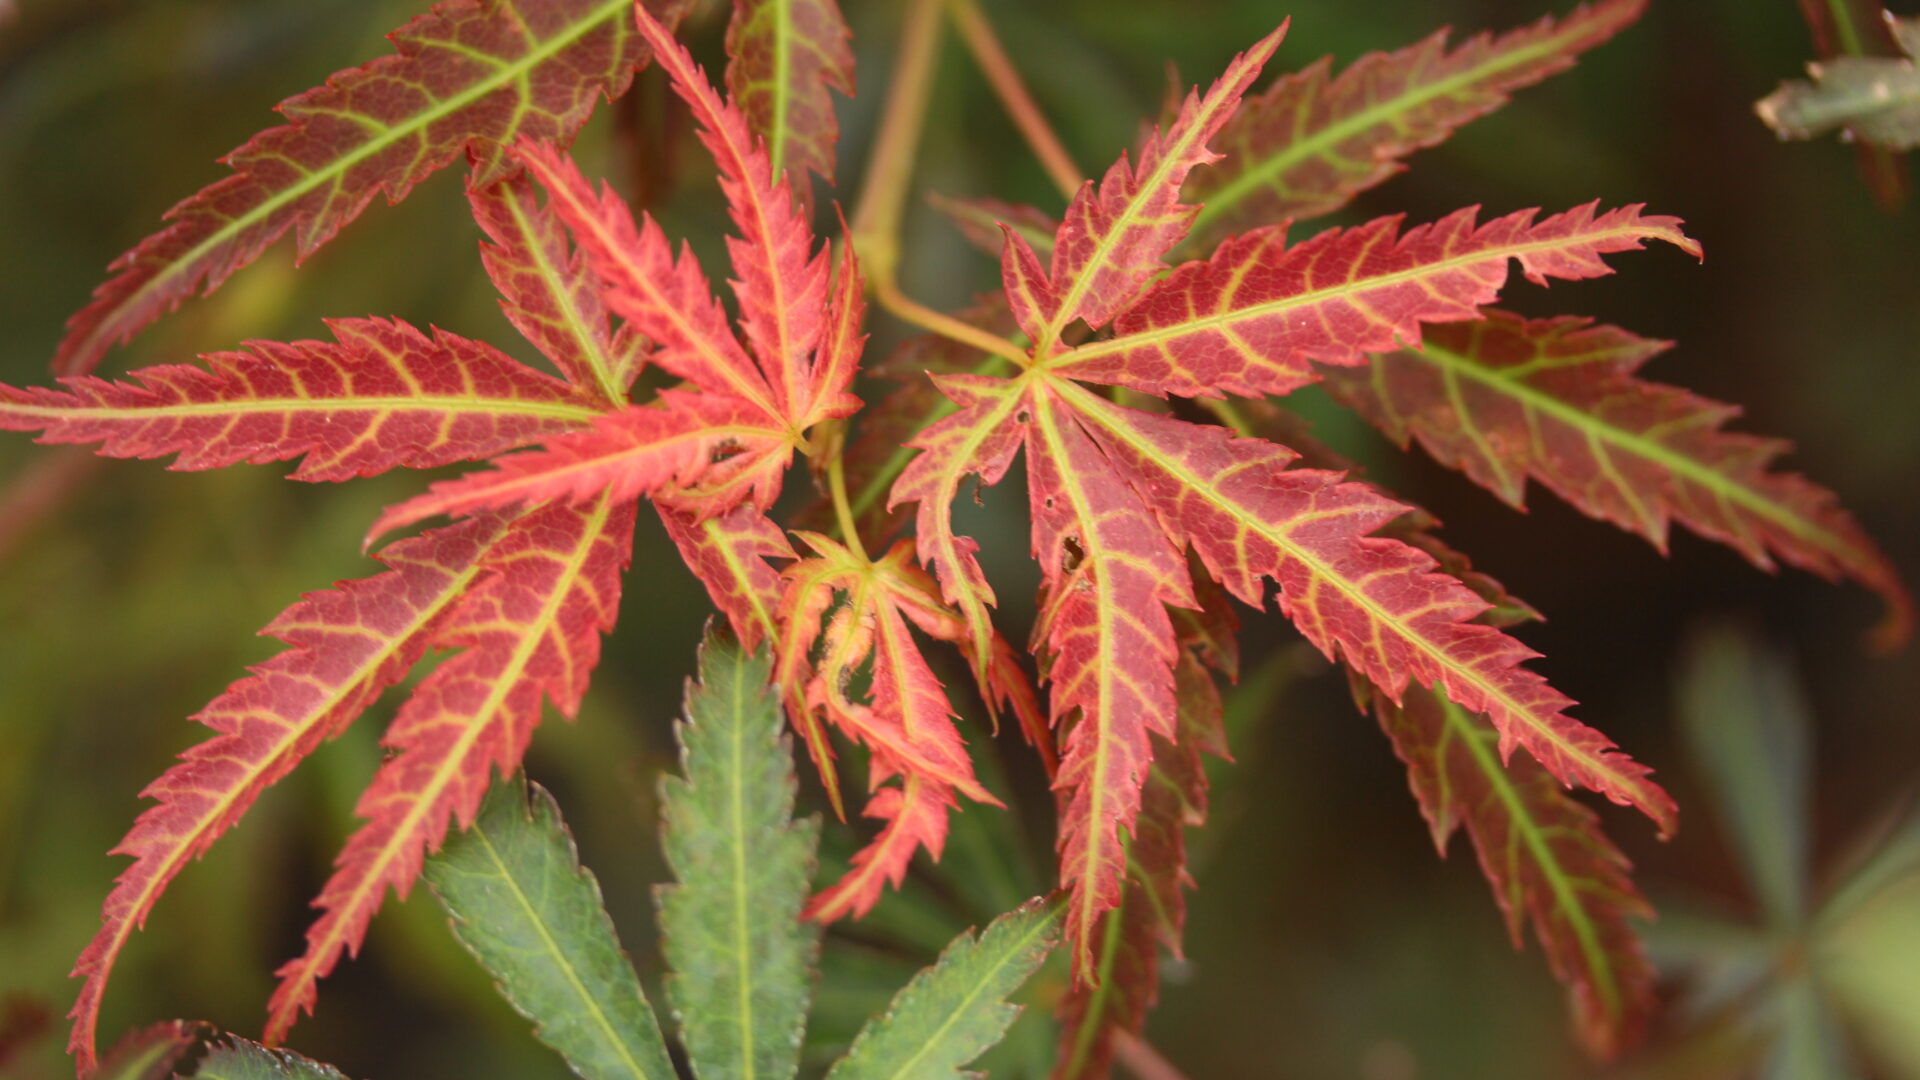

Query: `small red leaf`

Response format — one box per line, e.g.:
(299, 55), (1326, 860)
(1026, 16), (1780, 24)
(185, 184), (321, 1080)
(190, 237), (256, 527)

(656, 502), (795, 651)
(804, 774), (953, 923)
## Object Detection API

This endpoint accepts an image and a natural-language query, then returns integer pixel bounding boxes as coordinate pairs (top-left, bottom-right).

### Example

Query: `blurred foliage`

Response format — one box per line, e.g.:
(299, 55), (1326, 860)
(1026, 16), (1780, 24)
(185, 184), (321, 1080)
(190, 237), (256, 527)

(1, 1), (1917, 1078)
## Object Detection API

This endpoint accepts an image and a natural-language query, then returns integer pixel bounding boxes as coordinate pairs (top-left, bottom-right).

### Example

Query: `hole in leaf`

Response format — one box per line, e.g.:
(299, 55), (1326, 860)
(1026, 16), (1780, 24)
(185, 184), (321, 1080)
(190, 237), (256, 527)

(1062, 535), (1085, 574)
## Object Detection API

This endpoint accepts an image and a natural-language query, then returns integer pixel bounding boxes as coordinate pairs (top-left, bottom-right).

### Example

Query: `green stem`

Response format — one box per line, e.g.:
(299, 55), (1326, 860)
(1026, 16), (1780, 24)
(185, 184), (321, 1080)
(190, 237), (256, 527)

(848, 0), (1032, 365)
(850, 0), (947, 292)
(826, 452), (870, 563)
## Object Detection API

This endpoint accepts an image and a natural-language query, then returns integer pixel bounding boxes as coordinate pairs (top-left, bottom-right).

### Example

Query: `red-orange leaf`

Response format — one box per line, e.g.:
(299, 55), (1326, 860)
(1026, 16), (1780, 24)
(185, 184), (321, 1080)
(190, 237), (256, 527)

(55, 0), (691, 377)
(804, 774), (953, 923)
(636, 4), (830, 425)
(516, 140), (783, 422)
(890, 374), (1027, 690)
(1055, 203), (1700, 400)
(1186, 0), (1649, 243)
(1365, 680), (1656, 1059)
(267, 493), (635, 1040)
(1321, 310), (1912, 648)
(470, 175), (643, 403)
(1055, 629), (1230, 1080)
(369, 392), (791, 539)
(725, 0), (855, 192)
(66, 516), (512, 1070)
(3, 318), (601, 481)
(1026, 389), (1195, 974)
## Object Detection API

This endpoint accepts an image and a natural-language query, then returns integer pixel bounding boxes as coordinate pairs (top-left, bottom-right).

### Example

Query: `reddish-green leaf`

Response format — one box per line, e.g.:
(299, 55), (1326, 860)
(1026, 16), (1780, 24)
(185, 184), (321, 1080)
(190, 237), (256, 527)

(266, 494), (635, 1040)
(1789, 0), (1909, 206)
(1053, 202), (1701, 400)
(67, 517), (513, 1069)
(1365, 681), (1656, 1059)
(55, 0), (692, 377)
(92, 1020), (210, 1080)
(1186, 0), (1649, 242)
(470, 175), (644, 404)
(1321, 310), (1912, 649)
(1757, 14), (1920, 155)
(1033, 26), (1285, 347)
(725, 0), (856, 191)
(3, 319), (602, 482)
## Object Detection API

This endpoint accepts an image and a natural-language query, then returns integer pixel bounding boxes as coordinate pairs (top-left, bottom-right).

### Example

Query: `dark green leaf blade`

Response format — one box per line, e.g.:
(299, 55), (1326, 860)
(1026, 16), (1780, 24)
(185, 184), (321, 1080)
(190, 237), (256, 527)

(425, 774), (676, 1080)
(658, 632), (819, 1080)
(186, 1039), (352, 1080)
(826, 899), (1061, 1080)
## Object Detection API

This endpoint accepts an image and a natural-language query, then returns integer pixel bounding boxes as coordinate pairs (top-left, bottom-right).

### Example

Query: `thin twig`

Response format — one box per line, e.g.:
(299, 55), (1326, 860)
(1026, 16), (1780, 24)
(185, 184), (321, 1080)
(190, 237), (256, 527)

(1114, 1031), (1194, 1080)
(947, 0), (1084, 200)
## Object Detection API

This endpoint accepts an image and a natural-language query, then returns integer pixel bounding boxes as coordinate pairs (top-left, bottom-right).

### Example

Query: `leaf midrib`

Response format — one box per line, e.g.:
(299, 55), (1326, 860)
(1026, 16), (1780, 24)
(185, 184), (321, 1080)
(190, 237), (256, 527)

(1029, 392), (1127, 946)
(726, 648), (759, 1080)
(16, 395), (606, 424)
(468, 811), (664, 1080)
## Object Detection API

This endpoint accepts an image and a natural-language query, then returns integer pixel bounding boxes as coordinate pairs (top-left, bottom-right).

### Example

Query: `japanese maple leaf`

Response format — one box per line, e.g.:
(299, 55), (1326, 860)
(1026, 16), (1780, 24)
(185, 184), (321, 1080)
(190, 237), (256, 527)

(6, 2), (866, 1062)
(887, 21), (1699, 974)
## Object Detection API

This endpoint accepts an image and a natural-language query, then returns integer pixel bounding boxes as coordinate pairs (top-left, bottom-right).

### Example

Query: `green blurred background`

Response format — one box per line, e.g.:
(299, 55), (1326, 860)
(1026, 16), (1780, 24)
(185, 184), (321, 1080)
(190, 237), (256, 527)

(1, 0), (1917, 1077)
